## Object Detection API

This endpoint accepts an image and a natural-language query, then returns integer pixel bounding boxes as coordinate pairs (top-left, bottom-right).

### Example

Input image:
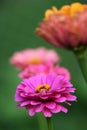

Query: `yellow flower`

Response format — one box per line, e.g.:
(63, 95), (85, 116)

(36, 2), (87, 49)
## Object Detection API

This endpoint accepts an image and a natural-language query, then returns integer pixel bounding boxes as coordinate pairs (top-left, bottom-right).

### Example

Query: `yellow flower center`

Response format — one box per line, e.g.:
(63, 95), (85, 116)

(29, 58), (42, 64)
(44, 2), (87, 20)
(36, 84), (50, 92)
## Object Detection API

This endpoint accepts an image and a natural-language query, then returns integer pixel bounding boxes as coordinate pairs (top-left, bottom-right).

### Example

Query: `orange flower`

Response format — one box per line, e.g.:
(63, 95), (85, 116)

(36, 3), (87, 49)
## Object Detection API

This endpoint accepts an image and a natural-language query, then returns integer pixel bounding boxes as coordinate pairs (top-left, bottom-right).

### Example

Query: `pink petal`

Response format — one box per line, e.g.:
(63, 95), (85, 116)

(54, 66), (71, 80)
(55, 97), (66, 102)
(40, 95), (49, 99)
(15, 93), (23, 101)
(66, 95), (77, 101)
(50, 76), (64, 91)
(35, 104), (44, 112)
(43, 108), (52, 117)
(28, 75), (42, 89)
(61, 106), (68, 113)
(41, 74), (47, 84)
(55, 94), (61, 98)
(50, 104), (62, 113)
(62, 80), (73, 88)
(46, 73), (55, 86)
(24, 86), (34, 93)
(20, 101), (30, 107)
(28, 108), (35, 116)
(30, 101), (41, 105)
(22, 79), (35, 92)
(39, 91), (50, 99)
(46, 102), (56, 109)
(67, 88), (76, 93)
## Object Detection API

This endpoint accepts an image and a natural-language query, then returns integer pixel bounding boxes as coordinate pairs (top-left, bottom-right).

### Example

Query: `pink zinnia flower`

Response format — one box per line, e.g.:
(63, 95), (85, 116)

(15, 73), (76, 117)
(9, 47), (59, 70)
(19, 63), (53, 79)
(36, 3), (87, 49)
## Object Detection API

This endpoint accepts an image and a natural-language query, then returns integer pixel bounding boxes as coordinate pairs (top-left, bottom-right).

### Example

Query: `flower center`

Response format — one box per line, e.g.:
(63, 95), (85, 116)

(36, 84), (50, 92)
(29, 58), (42, 64)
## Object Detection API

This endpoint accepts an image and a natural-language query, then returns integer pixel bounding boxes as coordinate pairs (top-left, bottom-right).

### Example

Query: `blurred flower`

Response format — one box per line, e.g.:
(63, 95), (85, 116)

(15, 73), (76, 117)
(36, 2), (87, 49)
(19, 63), (71, 80)
(18, 63), (53, 79)
(9, 47), (59, 70)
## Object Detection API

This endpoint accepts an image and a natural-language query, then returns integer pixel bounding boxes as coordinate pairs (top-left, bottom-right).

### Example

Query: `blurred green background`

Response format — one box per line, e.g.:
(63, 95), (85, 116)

(0, 0), (87, 130)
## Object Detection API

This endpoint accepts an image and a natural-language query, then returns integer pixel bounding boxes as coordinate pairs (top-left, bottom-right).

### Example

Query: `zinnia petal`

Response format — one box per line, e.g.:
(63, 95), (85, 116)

(46, 102), (56, 109)
(50, 104), (62, 113)
(28, 108), (35, 116)
(61, 106), (68, 113)
(35, 104), (44, 112)
(43, 108), (52, 117)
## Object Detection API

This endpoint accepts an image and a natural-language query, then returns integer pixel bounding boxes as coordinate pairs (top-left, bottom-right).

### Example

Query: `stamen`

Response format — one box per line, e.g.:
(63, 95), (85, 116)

(29, 58), (41, 64)
(36, 84), (50, 92)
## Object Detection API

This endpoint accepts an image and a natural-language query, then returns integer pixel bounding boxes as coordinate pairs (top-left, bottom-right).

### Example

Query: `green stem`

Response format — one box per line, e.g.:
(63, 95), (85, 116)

(46, 117), (53, 130)
(37, 113), (47, 130)
(73, 46), (87, 83)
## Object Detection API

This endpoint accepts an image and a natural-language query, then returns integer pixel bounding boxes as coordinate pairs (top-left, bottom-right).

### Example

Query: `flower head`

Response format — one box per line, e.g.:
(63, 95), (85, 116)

(36, 3), (87, 49)
(15, 73), (76, 117)
(9, 47), (59, 69)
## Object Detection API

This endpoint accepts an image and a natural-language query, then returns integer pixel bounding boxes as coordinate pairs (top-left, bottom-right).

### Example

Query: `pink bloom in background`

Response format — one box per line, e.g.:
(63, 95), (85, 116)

(15, 73), (76, 117)
(9, 47), (59, 70)
(19, 63), (53, 79)
(19, 63), (71, 80)
(53, 66), (71, 80)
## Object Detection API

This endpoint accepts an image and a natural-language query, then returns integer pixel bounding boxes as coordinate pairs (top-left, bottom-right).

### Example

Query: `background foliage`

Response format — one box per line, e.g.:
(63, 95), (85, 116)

(0, 0), (87, 130)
